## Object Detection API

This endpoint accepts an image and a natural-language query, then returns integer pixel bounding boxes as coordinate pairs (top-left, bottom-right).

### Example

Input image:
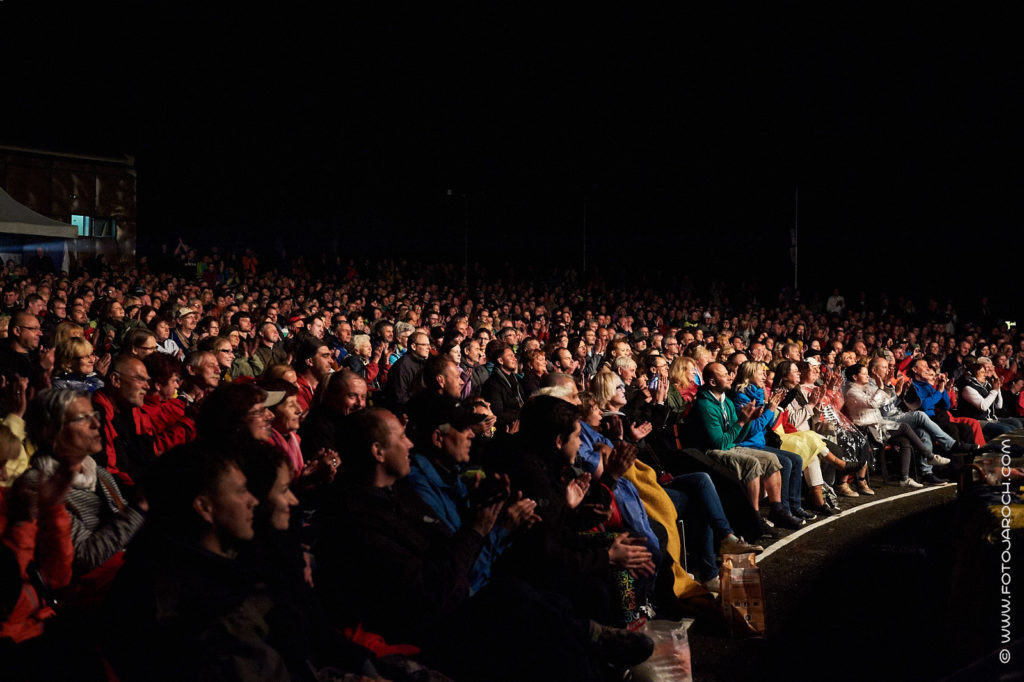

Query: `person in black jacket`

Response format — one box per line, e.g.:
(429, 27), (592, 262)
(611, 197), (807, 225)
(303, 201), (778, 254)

(315, 407), (653, 681)
(488, 397), (654, 621)
(385, 331), (430, 411)
(480, 343), (524, 433)
(459, 337), (490, 399)
(104, 443), (289, 682)
(295, 369), (365, 466)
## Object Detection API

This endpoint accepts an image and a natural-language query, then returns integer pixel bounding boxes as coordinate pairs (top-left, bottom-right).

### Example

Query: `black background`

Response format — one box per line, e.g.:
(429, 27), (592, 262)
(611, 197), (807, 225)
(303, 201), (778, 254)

(3, 2), (1020, 302)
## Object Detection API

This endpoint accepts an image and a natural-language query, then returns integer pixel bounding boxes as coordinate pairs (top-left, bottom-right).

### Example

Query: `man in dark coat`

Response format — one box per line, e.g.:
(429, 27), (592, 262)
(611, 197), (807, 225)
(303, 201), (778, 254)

(480, 343), (525, 433)
(314, 406), (653, 681)
(385, 330), (430, 411)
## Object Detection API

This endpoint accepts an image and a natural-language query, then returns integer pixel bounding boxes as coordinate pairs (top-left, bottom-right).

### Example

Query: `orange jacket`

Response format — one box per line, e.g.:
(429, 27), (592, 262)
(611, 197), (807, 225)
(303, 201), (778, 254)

(0, 487), (73, 643)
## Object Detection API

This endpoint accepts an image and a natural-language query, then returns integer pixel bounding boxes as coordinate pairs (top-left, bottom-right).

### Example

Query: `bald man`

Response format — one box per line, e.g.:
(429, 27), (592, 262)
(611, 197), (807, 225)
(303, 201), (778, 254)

(94, 355), (157, 487)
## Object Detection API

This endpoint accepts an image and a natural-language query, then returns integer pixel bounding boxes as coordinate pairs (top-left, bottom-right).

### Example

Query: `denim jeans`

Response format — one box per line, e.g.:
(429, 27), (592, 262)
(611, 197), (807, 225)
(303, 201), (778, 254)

(981, 418), (1024, 440)
(664, 472), (734, 581)
(896, 411), (949, 475)
(754, 445), (805, 515)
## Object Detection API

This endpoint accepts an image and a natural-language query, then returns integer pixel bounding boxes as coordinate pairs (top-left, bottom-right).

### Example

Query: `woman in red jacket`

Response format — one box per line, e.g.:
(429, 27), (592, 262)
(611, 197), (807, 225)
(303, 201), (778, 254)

(0, 420), (73, 645)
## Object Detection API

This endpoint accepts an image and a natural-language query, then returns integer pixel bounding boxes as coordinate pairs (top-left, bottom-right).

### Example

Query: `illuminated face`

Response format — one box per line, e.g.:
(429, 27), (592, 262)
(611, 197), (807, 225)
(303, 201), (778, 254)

(265, 463), (299, 531)
(113, 359), (151, 407)
(439, 425), (475, 464)
(195, 353), (221, 389)
(498, 348), (518, 374)
(245, 401), (274, 442)
(379, 413), (414, 479)
(441, 362), (464, 399)
(202, 464), (258, 544)
(54, 397), (103, 461)
(72, 346), (96, 374)
(409, 334), (431, 359)
(709, 364), (733, 391)
(555, 349), (577, 373)
(529, 353), (547, 375)
(464, 341), (482, 365)
(157, 373), (182, 401)
(336, 378), (367, 416)
(14, 316), (42, 350)
(447, 345), (462, 365)
(215, 342), (235, 369)
(272, 395), (302, 433)
(309, 346), (333, 378)
(557, 420), (582, 464)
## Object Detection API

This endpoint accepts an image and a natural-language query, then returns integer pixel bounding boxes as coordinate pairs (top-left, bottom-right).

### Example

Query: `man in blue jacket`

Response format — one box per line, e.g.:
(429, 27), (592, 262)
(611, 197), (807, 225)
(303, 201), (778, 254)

(406, 399), (540, 593)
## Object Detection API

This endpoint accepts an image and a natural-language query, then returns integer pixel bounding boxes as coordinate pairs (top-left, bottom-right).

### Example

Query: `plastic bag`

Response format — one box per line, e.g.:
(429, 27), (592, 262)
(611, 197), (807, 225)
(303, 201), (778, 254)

(629, 618), (694, 682)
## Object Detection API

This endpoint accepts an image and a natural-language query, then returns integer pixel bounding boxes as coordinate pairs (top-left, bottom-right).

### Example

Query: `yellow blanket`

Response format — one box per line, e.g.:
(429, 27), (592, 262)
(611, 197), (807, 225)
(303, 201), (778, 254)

(623, 460), (707, 599)
(774, 425), (829, 469)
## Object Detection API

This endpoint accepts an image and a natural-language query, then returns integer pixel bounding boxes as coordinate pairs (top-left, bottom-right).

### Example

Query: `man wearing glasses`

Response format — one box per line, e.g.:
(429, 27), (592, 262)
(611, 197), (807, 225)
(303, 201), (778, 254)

(386, 331), (432, 410)
(93, 355), (157, 489)
(0, 311), (44, 391)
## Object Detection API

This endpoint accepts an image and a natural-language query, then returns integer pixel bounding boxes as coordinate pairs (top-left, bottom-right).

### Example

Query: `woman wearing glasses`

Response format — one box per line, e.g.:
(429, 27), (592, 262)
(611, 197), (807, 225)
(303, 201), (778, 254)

(21, 389), (145, 584)
(51, 337), (105, 395)
(198, 336), (239, 382)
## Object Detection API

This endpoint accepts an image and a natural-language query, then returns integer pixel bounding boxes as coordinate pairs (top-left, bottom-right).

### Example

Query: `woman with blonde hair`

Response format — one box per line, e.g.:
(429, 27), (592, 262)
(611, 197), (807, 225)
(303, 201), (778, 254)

(54, 320), (86, 348)
(666, 355), (698, 423)
(730, 361), (814, 526)
(51, 337), (104, 394)
(687, 344), (713, 378)
(589, 371), (763, 593)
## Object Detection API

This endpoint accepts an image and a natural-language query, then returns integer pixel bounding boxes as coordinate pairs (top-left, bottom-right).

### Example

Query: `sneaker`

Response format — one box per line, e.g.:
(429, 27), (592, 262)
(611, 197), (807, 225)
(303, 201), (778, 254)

(920, 473), (948, 485)
(809, 503), (841, 516)
(756, 517), (779, 539)
(793, 508), (817, 520)
(928, 454), (951, 466)
(899, 477), (924, 489)
(855, 479), (876, 495)
(719, 536), (764, 555)
(950, 441), (979, 454)
(836, 482), (860, 498)
(702, 576), (721, 594)
(768, 508), (806, 530)
(590, 622), (654, 667)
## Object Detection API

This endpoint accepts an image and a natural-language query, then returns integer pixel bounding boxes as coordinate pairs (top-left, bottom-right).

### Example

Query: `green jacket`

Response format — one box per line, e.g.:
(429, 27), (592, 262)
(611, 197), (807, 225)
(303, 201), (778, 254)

(690, 385), (751, 451)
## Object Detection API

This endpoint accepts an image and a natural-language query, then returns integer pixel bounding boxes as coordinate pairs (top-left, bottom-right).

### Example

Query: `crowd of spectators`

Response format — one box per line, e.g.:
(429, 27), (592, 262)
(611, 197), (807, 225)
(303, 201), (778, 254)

(1, 243), (1021, 681)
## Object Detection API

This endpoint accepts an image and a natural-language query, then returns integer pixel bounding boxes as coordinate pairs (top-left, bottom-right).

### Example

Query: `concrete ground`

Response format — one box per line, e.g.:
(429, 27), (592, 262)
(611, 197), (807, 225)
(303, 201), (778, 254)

(684, 469), (1024, 682)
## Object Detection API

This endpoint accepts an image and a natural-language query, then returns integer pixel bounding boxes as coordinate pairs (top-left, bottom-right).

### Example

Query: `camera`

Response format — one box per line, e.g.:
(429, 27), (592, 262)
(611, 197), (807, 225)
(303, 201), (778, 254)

(469, 476), (510, 508)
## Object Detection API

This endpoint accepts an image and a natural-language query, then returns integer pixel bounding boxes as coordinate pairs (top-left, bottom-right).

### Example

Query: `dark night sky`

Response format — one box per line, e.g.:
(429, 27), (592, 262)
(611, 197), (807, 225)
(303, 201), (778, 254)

(3, 2), (1021, 299)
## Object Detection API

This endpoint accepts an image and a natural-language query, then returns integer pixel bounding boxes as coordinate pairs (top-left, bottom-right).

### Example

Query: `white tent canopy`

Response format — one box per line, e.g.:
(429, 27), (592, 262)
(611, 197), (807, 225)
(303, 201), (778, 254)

(0, 184), (77, 239)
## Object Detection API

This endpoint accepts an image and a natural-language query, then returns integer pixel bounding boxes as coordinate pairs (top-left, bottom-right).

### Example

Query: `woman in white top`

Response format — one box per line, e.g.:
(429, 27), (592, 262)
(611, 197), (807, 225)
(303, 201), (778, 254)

(842, 364), (930, 488)
(958, 358), (1024, 439)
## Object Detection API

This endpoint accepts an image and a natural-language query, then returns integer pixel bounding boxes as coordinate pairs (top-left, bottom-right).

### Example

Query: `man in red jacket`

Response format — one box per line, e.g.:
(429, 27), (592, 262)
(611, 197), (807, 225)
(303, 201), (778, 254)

(93, 356), (156, 488)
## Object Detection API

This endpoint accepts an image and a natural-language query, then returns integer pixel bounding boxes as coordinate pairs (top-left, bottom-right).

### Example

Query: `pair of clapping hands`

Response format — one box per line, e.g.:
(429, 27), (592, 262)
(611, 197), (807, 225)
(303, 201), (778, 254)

(466, 472), (541, 538)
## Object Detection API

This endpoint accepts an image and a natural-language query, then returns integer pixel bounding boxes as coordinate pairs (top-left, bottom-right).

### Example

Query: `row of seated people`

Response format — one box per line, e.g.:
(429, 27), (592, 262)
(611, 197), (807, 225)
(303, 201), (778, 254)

(1, 264), (1022, 679)
(3, 351), (784, 681)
